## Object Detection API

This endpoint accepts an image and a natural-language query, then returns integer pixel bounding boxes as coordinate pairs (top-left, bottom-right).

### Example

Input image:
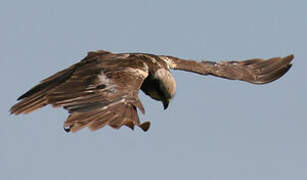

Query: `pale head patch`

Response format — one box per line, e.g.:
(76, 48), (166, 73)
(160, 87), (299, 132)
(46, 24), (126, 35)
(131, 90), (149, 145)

(154, 68), (176, 98)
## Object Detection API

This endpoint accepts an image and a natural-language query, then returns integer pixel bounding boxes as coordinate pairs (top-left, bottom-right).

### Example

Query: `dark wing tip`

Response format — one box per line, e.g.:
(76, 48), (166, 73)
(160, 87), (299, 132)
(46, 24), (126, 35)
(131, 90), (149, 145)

(284, 54), (294, 63)
(255, 54), (294, 84)
(279, 54), (294, 67)
(257, 63), (292, 84)
(16, 85), (44, 100)
(17, 96), (24, 101)
(235, 54), (293, 85)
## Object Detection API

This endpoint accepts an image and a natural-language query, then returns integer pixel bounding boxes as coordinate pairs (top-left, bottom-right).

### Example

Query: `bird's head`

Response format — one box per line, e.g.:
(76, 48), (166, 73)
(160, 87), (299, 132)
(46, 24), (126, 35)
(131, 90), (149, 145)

(154, 69), (176, 109)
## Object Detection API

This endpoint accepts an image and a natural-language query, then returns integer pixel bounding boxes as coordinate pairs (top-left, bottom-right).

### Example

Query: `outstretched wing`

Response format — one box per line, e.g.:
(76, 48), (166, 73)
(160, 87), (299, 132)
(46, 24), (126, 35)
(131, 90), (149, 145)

(160, 55), (293, 84)
(10, 51), (150, 132)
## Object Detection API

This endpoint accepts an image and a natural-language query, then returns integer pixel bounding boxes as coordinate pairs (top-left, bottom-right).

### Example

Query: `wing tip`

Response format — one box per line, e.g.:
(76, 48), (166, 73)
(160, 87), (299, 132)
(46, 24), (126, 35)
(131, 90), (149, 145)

(283, 54), (294, 64)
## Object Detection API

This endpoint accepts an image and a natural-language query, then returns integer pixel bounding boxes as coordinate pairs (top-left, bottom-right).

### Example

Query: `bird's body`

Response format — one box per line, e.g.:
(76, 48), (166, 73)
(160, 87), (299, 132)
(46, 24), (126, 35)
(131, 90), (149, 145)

(10, 50), (294, 132)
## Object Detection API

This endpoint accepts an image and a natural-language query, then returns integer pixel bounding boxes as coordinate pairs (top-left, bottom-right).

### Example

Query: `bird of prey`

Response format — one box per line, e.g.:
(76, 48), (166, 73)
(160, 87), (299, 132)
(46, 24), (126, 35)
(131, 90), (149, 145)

(10, 50), (293, 132)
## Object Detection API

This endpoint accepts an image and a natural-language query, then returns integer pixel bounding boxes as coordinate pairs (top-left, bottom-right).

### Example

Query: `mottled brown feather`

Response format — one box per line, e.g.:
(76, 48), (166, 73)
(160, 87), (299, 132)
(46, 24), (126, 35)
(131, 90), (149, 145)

(168, 54), (293, 84)
(10, 50), (294, 133)
(10, 51), (150, 132)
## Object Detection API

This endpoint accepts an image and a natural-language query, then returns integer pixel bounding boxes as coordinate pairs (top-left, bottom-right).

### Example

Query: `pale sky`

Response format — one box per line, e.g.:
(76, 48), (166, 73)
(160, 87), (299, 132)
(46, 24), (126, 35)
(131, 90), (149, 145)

(1, 0), (307, 180)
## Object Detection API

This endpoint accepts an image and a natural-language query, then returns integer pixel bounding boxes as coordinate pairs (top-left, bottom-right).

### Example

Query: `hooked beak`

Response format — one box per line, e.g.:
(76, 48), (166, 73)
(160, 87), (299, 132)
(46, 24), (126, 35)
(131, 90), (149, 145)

(162, 99), (170, 110)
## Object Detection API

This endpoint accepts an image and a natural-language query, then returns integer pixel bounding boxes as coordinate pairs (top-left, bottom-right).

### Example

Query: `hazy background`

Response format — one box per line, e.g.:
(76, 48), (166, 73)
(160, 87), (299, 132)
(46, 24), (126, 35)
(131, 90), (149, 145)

(1, 0), (306, 180)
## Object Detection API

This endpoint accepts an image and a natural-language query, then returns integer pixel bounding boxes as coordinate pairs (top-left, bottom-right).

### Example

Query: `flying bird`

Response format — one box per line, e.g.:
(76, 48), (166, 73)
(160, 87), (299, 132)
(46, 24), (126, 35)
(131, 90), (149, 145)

(10, 50), (293, 132)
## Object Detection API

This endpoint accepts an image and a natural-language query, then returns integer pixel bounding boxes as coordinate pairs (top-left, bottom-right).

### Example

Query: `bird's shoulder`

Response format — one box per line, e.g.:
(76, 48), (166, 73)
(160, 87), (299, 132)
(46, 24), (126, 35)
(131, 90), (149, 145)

(81, 50), (169, 72)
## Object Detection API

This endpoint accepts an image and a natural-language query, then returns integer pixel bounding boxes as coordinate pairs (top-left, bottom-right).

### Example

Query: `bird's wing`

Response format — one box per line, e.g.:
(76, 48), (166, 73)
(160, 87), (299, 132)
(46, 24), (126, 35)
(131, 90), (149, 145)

(160, 55), (293, 84)
(10, 51), (151, 132)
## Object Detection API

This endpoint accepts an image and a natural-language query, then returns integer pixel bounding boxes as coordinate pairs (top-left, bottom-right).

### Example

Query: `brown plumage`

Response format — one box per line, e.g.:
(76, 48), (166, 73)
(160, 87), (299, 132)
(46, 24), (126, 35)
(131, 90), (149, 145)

(10, 50), (294, 132)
